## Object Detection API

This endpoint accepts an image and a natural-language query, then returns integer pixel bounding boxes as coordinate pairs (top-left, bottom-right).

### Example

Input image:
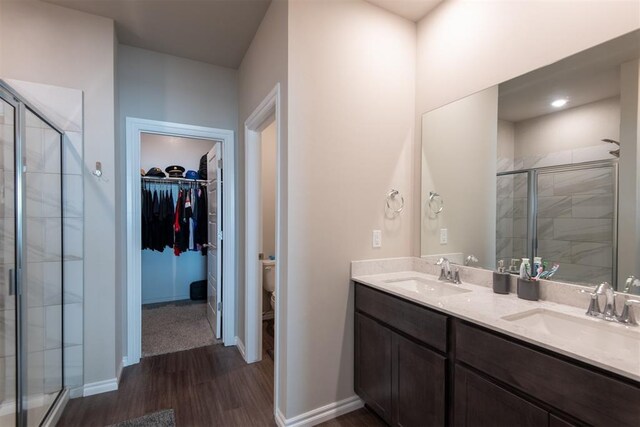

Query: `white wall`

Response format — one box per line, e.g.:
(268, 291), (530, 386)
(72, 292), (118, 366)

(286, 0), (415, 418)
(237, 1), (288, 405)
(0, 0), (118, 386)
(421, 87), (498, 268)
(140, 133), (214, 304)
(261, 121), (277, 258)
(117, 45), (238, 362)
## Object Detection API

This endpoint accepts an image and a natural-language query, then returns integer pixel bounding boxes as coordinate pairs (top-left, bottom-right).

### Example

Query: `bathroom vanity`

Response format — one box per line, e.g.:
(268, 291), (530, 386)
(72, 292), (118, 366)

(351, 260), (640, 427)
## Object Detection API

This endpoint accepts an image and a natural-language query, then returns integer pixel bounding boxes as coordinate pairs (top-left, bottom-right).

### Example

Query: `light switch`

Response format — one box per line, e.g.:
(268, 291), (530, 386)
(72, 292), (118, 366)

(440, 228), (448, 244)
(372, 230), (382, 248)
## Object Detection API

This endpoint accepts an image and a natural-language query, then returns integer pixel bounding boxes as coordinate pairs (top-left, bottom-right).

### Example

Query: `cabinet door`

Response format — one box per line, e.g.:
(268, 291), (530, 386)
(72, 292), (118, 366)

(454, 365), (548, 427)
(392, 333), (446, 427)
(355, 313), (392, 423)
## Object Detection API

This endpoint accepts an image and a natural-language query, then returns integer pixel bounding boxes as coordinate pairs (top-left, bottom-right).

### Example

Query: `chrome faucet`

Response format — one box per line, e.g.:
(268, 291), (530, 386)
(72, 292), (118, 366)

(436, 257), (450, 281)
(585, 282), (639, 326)
(596, 281), (616, 320)
(436, 257), (461, 284)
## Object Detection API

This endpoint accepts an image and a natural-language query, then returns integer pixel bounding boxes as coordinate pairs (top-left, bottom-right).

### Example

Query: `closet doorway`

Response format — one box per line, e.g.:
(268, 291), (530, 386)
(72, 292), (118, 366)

(125, 118), (235, 366)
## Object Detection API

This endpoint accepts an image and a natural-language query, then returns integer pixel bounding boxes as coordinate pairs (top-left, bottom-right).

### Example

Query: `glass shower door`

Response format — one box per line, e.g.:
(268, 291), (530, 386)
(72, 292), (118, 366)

(0, 94), (17, 426)
(536, 164), (616, 286)
(23, 109), (63, 426)
(496, 171), (529, 273)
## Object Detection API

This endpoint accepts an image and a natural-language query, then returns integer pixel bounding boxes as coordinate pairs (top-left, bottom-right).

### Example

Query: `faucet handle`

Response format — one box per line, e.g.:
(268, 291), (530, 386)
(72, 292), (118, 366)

(452, 268), (461, 284)
(581, 289), (601, 317)
(617, 299), (640, 326)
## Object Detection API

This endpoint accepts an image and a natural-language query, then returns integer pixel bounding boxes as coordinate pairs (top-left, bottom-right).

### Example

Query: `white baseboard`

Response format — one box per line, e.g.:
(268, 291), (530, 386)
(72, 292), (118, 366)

(117, 356), (127, 382)
(235, 336), (247, 361)
(83, 378), (118, 397)
(275, 395), (364, 427)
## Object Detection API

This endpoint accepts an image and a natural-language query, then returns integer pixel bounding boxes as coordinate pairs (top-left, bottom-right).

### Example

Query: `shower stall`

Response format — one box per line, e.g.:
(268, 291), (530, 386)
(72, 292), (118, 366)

(1, 81), (66, 426)
(497, 160), (618, 286)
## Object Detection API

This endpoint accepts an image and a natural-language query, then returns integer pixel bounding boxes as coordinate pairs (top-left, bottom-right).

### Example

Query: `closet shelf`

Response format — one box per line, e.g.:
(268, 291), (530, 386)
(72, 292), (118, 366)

(141, 176), (207, 184)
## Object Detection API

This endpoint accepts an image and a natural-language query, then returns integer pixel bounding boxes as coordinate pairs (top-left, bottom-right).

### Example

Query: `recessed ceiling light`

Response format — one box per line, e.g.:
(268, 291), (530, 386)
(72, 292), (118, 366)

(551, 99), (568, 108)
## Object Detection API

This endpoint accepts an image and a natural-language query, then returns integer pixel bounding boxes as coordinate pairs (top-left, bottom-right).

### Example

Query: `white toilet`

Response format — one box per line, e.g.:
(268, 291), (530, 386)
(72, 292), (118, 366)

(262, 260), (276, 311)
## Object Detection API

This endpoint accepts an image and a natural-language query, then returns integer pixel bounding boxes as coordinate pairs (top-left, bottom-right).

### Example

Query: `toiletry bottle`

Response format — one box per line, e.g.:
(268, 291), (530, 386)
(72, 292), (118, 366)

(519, 258), (530, 279)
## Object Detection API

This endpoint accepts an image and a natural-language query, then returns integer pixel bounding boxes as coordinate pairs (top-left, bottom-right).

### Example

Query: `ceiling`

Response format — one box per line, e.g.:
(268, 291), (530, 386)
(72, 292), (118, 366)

(499, 30), (640, 122)
(42, 0), (272, 69)
(364, 0), (443, 22)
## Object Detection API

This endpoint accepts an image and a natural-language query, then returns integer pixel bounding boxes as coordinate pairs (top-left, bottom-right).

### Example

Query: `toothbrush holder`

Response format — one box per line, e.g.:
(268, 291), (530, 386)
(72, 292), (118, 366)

(517, 278), (539, 301)
(492, 272), (510, 294)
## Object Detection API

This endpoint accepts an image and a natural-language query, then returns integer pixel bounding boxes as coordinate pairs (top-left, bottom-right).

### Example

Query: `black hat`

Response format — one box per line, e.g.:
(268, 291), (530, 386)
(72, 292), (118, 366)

(165, 165), (185, 178)
(145, 167), (166, 178)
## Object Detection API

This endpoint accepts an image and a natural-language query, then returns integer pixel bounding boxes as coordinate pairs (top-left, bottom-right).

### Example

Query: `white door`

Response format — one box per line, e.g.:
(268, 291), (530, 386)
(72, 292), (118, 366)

(207, 143), (223, 339)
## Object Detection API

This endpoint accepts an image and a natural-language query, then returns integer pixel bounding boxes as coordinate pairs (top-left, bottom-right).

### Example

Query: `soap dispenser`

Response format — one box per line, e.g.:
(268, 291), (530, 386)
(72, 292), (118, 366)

(493, 260), (510, 294)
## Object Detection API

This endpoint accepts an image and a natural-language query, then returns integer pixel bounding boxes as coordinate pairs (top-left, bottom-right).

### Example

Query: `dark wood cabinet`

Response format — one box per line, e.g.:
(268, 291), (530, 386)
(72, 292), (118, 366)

(392, 333), (446, 427)
(353, 282), (640, 427)
(355, 312), (393, 423)
(454, 365), (548, 427)
(355, 285), (448, 427)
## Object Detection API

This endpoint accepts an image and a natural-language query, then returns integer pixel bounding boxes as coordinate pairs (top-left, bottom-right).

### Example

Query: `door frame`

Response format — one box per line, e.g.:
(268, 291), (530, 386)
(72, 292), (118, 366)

(244, 84), (283, 414)
(125, 117), (235, 365)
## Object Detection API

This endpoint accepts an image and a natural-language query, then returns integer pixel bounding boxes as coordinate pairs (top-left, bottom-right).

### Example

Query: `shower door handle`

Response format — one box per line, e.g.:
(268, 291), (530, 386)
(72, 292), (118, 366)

(8, 268), (15, 296)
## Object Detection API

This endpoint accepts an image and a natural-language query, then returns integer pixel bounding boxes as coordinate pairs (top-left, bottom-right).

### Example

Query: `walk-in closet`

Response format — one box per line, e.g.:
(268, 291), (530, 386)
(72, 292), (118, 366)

(139, 133), (218, 357)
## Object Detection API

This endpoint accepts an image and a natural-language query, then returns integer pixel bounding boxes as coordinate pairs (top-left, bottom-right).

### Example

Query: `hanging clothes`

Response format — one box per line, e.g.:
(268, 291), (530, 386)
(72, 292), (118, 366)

(141, 180), (208, 257)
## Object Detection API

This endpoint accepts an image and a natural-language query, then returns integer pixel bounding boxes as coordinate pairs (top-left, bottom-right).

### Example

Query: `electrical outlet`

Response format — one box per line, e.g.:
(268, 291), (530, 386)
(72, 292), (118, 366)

(372, 230), (382, 248)
(440, 228), (448, 244)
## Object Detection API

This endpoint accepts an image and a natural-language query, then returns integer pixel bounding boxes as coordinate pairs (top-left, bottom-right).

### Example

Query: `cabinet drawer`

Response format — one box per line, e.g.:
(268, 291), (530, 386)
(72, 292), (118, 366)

(355, 283), (447, 352)
(456, 322), (640, 427)
(454, 365), (548, 427)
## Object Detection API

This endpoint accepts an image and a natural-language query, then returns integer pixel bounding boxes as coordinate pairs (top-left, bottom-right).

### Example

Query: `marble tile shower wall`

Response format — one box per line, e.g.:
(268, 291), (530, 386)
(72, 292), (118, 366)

(513, 142), (618, 170)
(497, 168), (615, 285)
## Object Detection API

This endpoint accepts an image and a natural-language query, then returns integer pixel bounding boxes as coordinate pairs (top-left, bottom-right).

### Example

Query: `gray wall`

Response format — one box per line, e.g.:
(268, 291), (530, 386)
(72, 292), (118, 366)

(116, 45), (238, 362)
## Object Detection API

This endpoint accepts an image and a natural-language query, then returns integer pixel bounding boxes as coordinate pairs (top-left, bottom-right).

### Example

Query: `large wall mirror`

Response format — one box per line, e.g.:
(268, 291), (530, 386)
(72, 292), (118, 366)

(421, 30), (640, 294)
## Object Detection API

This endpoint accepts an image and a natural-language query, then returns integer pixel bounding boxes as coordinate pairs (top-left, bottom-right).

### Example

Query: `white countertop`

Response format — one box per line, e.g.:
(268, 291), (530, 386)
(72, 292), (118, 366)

(352, 270), (640, 383)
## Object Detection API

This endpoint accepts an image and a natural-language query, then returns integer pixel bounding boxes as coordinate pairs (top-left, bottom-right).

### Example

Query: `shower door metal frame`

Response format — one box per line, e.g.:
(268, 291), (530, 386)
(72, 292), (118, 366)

(0, 80), (66, 427)
(497, 159), (618, 286)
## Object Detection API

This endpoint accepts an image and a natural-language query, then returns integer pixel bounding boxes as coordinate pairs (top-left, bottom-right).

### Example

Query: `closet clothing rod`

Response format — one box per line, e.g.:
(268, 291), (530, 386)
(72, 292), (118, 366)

(141, 176), (207, 184)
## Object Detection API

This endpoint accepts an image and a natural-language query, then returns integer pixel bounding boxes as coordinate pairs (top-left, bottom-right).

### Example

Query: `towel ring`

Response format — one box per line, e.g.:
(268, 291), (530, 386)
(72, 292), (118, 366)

(428, 191), (444, 215)
(386, 189), (405, 216)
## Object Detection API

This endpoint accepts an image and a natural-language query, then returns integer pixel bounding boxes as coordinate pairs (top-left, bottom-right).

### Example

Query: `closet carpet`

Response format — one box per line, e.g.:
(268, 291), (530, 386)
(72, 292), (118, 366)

(142, 300), (216, 357)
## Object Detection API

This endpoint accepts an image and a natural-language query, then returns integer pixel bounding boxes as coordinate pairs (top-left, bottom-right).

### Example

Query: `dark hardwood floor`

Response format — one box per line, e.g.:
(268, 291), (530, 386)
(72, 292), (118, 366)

(58, 343), (276, 426)
(58, 321), (383, 426)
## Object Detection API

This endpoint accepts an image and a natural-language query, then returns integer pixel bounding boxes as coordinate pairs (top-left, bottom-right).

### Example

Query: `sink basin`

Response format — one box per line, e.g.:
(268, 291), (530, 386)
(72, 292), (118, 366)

(383, 277), (471, 298)
(502, 308), (639, 357)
